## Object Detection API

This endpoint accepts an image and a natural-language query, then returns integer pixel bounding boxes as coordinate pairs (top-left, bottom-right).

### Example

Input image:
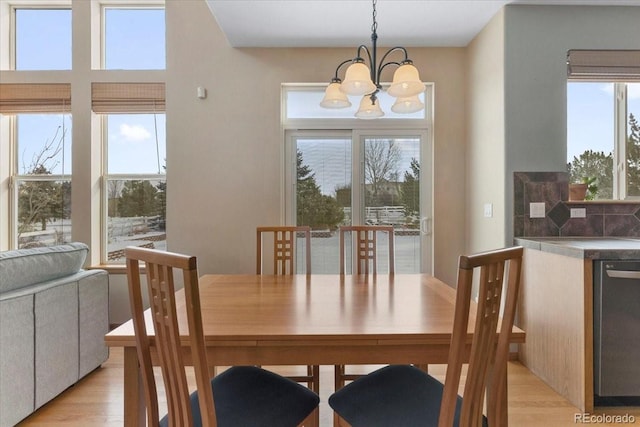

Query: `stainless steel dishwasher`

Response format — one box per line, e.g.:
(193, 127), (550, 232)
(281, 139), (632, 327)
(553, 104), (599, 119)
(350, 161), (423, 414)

(594, 260), (640, 405)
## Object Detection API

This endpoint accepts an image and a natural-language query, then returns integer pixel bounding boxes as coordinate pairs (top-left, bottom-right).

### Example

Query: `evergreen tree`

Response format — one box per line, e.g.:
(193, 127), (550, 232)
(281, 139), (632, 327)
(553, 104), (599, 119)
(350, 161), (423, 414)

(296, 150), (344, 229)
(400, 158), (420, 217)
(627, 113), (640, 197)
(567, 150), (613, 199)
(118, 181), (159, 217)
(18, 165), (64, 232)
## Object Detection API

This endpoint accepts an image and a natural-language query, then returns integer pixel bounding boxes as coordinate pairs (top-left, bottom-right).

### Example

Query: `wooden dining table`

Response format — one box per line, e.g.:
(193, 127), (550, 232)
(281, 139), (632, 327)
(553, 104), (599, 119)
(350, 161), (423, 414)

(105, 273), (525, 427)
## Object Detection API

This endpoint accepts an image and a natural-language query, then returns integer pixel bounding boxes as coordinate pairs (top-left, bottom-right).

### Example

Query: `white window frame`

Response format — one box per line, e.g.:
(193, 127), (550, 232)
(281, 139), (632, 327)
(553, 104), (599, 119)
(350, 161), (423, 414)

(96, 0), (165, 70)
(4, 0), (72, 71)
(99, 113), (166, 264)
(281, 83), (434, 273)
(8, 114), (73, 248)
(568, 81), (638, 201)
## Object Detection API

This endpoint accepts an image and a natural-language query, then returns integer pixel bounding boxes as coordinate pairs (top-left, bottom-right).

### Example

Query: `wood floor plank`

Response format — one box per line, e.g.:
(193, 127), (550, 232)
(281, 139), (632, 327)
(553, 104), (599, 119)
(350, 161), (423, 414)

(17, 348), (640, 426)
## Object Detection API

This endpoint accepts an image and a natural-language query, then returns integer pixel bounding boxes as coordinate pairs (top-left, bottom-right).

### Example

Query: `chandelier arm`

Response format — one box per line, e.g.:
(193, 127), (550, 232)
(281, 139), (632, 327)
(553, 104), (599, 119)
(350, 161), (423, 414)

(355, 45), (373, 66)
(377, 46), (410, 74)
(377, 61), (402, 81)
(332, 58), (355, 81)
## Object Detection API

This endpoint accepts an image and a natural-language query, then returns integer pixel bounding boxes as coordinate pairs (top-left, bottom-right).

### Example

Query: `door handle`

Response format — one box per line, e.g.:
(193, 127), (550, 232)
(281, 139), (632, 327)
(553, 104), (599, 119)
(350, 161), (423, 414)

(420, 217), (431, 235)
(606, 269), (640, 280)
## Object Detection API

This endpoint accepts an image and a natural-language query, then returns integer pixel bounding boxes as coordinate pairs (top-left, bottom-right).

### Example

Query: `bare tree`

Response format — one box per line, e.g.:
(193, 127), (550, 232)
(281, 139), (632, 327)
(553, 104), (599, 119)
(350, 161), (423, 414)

(364, 139), (401, 206)
(17, 125), (67, 238)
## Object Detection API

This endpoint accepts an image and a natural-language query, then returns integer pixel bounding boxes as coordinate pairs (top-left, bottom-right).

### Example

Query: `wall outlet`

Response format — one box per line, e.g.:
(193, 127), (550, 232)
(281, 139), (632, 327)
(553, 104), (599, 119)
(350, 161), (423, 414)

(483, 203), (493, 218)
(570, 208), (587, 218)
(529, 202), (546, 218)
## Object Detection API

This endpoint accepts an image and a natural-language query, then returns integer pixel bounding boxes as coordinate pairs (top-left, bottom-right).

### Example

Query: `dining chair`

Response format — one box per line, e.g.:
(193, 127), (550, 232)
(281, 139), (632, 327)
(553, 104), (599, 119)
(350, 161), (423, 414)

(339, 225), (395, 275)
(329, 246), (524, 427)
(335, 225), (396, 391)
(256, 226), (320, 407)
(257, 226), (311, 275)
(125, 246), (319, 427)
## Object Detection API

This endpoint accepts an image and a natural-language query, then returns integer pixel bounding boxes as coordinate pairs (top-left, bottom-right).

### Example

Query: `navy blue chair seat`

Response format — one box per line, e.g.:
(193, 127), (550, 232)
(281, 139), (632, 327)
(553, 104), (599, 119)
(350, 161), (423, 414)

(329, 247), (524, 427)
(160, 365), (319, 427)
(329, 365), (488, 427)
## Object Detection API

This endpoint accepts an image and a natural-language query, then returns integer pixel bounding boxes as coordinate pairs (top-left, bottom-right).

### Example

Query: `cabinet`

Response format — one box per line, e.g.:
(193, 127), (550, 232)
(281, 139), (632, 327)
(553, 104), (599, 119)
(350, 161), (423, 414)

(517, 247), (593, 411)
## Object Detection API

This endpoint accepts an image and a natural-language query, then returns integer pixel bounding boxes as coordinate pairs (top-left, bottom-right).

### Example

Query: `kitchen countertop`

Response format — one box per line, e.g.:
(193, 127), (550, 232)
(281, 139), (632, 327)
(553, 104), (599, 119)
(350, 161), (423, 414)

(515, 237), (640, 260)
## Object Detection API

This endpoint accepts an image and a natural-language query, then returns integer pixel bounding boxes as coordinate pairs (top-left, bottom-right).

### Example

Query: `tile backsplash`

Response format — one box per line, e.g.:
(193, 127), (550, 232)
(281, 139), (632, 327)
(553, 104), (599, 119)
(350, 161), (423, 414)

(514, 172), (640, 238)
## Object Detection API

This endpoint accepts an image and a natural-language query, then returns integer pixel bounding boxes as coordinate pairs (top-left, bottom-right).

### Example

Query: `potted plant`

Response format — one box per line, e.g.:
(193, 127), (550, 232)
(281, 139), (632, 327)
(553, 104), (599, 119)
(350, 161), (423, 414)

(569, 177), (598, 201)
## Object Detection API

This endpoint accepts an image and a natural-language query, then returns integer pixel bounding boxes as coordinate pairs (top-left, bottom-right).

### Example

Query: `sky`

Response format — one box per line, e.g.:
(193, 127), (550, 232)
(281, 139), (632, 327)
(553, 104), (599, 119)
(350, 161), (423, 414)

(15, 7), (166, 176)
(567, 82), (640, 162)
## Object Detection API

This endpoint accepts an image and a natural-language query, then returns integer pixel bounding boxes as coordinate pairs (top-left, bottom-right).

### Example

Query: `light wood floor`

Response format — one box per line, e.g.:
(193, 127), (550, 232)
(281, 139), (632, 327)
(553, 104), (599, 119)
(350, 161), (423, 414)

(18, 348), (640, 426)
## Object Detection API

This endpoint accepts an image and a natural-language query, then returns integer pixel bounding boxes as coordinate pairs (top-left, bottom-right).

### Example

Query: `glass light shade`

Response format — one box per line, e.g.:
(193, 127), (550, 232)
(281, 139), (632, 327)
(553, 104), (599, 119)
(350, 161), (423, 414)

(355, 95), (384, 119)
(320, 82), (352, 109)
(340, 62), (376, 96)
(387, 63), (426, 97)
(391, 95), (424, 114)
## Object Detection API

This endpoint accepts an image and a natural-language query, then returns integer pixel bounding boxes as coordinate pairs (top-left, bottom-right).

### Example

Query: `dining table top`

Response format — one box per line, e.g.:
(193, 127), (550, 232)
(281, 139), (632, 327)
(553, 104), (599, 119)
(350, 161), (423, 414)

(105, 273), (525, 352)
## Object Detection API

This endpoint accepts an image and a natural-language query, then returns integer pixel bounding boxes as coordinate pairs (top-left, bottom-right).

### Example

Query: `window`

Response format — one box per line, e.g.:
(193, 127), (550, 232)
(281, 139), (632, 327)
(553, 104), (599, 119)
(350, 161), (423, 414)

(283, 85), (433, 274)
(14, 7), (72, 70)
(1, 2), (167, 260)
(567, 82), (640, 200)
(15, 113), (72, 248)
(566, 50), (640, 200)
(103, 6), (165, 70)
(103, 113), (166, 264)
(0, 83), (72, 249)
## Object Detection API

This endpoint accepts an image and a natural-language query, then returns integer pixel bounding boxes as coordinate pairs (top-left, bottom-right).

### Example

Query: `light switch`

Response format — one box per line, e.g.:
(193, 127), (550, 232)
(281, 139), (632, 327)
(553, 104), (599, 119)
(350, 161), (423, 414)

(529, 202), (546, 218)
(570, 208), (586, 218)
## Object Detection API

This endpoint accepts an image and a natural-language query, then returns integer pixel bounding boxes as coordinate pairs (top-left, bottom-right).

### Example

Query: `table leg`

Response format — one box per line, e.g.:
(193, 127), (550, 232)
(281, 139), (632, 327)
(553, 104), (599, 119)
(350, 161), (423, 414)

(123, 347), (145, 427)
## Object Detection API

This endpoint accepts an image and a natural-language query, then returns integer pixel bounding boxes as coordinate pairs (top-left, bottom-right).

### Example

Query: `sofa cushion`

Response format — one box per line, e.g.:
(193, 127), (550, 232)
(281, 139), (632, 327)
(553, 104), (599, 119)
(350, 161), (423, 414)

(34, 281), (79, 409)
(0, 242), (88, 294)
(0, 294), (35, 427)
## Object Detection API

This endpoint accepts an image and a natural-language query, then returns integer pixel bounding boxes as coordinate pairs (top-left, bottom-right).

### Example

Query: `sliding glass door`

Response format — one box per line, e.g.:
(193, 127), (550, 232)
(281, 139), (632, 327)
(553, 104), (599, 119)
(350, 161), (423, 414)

(286, 130), (432, 274)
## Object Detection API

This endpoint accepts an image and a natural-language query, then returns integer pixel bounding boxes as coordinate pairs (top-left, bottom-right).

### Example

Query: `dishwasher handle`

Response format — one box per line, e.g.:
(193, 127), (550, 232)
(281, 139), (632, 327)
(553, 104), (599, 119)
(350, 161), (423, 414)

(606, 269), (640, 280)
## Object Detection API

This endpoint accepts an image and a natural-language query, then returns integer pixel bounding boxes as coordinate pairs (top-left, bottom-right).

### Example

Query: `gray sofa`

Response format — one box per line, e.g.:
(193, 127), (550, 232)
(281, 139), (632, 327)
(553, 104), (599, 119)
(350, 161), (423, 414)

(0, 242), (109, 427)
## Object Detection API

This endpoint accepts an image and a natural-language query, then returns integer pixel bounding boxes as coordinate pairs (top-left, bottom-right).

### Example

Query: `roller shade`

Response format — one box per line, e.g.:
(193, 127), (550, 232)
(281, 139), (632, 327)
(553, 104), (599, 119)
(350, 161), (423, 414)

(567, 50), (640, 81)
(92, 82), (165, 113)
(0, 83), (71, 113)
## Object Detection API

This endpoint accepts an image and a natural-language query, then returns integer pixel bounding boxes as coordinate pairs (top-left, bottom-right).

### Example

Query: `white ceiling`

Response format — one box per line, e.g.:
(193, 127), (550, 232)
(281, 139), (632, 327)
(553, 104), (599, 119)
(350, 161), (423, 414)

(205, 0), (640, 48)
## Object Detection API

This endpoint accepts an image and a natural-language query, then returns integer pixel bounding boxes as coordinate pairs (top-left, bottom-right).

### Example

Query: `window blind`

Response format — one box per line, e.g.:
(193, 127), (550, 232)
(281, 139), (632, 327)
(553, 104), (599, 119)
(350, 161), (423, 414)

(91, 82), (165, 113)
(0, 83), (71, 113)
(567, 49), (640, 81)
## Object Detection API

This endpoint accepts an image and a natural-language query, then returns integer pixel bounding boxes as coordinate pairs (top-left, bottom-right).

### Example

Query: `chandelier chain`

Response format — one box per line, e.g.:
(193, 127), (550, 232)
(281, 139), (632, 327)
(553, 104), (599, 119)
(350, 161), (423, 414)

(371, 0), (377, 34)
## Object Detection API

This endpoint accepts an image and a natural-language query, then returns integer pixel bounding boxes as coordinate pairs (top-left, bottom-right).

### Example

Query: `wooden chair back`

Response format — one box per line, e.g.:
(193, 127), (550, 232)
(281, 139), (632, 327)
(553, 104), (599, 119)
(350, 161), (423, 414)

(339, 225), (395, 275)
(438, 246), (523, 427)
(256, 226), (311, 275)
(125, 247), (217, 427)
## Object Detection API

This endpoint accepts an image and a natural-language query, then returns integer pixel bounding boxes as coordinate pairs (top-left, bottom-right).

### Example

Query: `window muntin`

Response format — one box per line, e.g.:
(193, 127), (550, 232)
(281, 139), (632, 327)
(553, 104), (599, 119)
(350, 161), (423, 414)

(104, 113), (166, 264)
(626, 83), (640, 197)
(14, 113), (72, 248)
(103, 7), (165, 70)
(567, 82), (639, 200)
(15, 8), (72, 70)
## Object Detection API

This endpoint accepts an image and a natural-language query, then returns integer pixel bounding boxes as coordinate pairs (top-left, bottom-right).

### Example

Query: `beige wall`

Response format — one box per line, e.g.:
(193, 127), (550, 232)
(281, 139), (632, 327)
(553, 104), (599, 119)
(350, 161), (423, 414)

(466, 9), (505, 254)
(165, 0), (467, 286)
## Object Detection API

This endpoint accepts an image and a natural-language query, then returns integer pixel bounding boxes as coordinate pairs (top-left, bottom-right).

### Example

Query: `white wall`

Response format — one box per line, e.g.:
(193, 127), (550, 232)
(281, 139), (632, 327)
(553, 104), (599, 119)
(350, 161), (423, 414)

(466, 9), (506, 254)
(503, 5), (640, 242)
(165, 0), (468, 286)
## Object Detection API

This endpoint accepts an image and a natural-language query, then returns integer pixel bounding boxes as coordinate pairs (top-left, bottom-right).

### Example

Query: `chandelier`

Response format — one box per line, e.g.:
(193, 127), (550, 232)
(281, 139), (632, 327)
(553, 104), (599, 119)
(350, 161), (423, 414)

(320, 0), (425, 119)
